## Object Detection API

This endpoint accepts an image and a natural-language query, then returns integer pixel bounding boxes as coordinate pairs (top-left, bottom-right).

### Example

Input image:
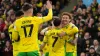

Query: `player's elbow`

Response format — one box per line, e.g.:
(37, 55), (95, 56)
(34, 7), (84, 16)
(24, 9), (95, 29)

(40, 43), (46, 49)
(74, 27), (79, 33)
(40, 31), (45, 35)
(76, 29), (79, 33)
(47, 14), (52, 21)
(12, 36), (18, 41)
(40, 27), (48, 35)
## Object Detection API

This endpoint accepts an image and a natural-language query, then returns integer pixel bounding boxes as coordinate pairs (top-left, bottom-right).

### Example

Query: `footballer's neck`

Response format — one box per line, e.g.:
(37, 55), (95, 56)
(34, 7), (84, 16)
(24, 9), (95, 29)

(24, 12), (33, 17)
(63, 22), (71, 27)
(55, 26), (61, 29)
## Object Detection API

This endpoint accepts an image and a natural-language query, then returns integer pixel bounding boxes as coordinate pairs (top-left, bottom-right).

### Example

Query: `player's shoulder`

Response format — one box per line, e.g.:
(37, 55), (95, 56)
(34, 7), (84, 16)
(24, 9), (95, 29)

(69, 23), (78, 29)
(15, 16), (42, 22)
(48, 28), (61, 35)
(14, 17), (22, 23)
(46, 29), (52, 34)
(69, 23), (75, 27)
(69, 23), (79, 32)
(45, 29), (53, 36)
(49, 28), (58, 33)
(15, 17), (32, 23)
(9, 24), (14, 30)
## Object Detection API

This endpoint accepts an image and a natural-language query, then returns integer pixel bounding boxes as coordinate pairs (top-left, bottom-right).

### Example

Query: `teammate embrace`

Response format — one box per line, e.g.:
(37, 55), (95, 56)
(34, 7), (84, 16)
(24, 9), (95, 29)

(40, 12), (79, 56)
(8, 0), (78, 56)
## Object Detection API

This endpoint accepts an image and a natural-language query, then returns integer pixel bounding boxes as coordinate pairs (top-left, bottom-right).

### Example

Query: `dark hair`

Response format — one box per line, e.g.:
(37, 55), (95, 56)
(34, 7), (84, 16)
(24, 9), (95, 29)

(53, 18), (61, 26)
(79, 0), (83, 3)
(15, 11), (24, 17)
(22, 3), (33, 12)
(25, 0), (32, 4)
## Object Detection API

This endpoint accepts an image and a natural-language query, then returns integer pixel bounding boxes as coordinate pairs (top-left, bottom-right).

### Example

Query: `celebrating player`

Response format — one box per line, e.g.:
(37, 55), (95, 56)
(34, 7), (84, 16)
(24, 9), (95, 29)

(8, 11), (24, 56)
(59, 12), (79, 56)
(12, 0), (52, 56)
(40, 18), (66, 56)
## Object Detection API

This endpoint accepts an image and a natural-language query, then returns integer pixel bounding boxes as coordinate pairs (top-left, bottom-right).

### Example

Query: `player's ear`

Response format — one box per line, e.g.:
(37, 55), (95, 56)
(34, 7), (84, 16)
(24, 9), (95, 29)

(69, 19), (72, 22)
(28, 8), (33, 13)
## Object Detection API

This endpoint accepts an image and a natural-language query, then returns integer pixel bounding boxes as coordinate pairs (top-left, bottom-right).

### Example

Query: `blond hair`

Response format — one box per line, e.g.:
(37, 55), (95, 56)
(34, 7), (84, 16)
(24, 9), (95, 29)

(61, 12), (73, 20)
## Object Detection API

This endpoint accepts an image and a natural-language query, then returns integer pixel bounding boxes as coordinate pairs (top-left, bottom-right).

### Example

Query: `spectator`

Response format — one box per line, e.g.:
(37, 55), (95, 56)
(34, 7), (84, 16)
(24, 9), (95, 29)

(0, 31), (3, 56)
(8, 9), (16, 24)
(91, 0), (98, 12)
(83, 32), (91, 40)
(74, 0), (86, 11)
(87, 46), (100, 56)
(85, 13), (93, 25)
(77, 36), (84, 56)
(12, 1), (21, 12)
(79, 21), (86, 38)
(80, 52), (86, 56)
(0, 18), (6, 32)
(98, 4), (100, 15)
(36, 0), (43, 11)
(82, 9), (87, 19)
(86, 6), (92, 14)
(84, 39), (91, 53)
(3, 41), (12, 56)
(97, 32), (100, 41)
(85, 19), (98, 39)
(81, 32), (93, 52)
(53, 1), (60, 16)
(93, 39), (100, 55)
(76, 19), (80, 27)
(41, 4), (48, 16)
(77, 8), (83, 15)
(25, 0), (32, 4)
(78, 15), (85, 22)
(0, 32), (7, 52)
(32, 3), (38, 16)
(4, 3), (11, 16)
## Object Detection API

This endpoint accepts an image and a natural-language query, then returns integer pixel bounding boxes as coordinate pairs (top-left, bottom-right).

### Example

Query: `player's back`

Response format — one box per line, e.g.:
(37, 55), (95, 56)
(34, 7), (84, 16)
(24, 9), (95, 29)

(14, 16), (43, 52)
(46, 28), (65, 56)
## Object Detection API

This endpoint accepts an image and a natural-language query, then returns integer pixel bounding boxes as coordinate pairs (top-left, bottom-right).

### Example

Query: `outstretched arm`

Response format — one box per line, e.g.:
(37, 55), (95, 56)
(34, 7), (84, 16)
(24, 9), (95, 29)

(36, 0), (53, 24)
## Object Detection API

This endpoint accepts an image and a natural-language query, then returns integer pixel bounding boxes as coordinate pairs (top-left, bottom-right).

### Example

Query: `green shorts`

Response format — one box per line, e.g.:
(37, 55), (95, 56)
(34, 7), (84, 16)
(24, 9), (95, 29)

(65, 52), (77, 56)
(65, 52), (73, 56)
(17, 50), (39, 56)
(45, 52), (49, 56)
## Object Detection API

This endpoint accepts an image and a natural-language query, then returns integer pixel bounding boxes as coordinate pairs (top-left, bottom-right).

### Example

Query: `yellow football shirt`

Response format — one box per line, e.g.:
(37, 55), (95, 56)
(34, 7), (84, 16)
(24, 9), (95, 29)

(42, 36), (50, 54)
(8, 24), (19, 56)
(62, 23), (79, 53)
(44, 28), (65, 56)
(13, 9), (52, 52)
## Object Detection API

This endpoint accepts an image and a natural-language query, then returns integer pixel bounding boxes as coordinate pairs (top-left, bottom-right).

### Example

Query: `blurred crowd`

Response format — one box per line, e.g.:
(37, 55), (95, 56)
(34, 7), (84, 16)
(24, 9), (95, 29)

(0, 0), (68, 56)
(1, 0), (100, 56)
(74, 0), (100, 56)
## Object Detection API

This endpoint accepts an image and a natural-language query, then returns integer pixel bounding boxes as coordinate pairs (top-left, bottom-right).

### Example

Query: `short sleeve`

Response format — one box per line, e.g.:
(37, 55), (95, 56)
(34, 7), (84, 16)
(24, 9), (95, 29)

(65, 26), (79, 35)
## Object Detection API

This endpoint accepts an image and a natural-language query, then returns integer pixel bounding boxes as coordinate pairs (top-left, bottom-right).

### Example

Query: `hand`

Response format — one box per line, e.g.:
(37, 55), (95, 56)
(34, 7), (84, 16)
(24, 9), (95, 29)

(5, 48), (9, 52)
(58, 32), (66, 37)
(46, 0), (52, 9)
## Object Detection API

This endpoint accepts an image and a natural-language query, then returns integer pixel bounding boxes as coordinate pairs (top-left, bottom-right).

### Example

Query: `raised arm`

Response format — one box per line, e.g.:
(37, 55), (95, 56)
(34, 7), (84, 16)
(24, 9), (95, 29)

(42, 0), (52, 22)
(36, 0), (53, 24)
